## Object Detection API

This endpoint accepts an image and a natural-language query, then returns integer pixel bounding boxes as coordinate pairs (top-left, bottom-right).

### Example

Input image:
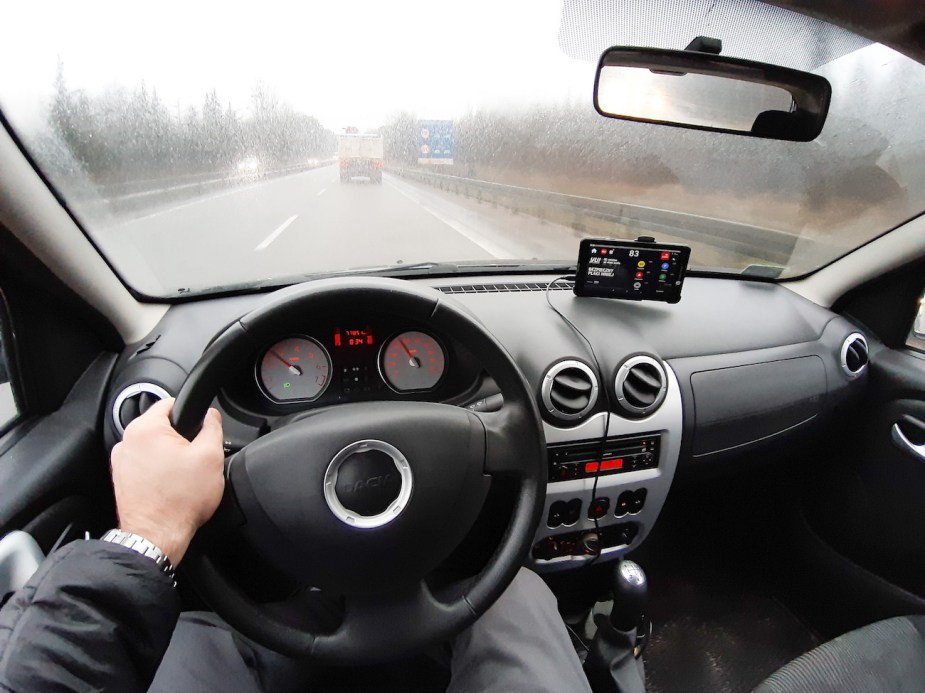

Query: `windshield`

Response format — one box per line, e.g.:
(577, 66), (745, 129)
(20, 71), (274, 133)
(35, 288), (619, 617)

(2, 0), (924, 297)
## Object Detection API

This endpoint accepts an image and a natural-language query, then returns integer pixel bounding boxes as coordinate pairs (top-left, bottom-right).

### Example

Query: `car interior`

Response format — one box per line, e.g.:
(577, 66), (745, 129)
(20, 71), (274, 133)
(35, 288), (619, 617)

(2, 0), (925, 691)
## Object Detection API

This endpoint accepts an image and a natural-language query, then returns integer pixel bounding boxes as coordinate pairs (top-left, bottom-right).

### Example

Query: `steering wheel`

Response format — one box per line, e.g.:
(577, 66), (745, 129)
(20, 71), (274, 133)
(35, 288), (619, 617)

(169, 277), (546, 664)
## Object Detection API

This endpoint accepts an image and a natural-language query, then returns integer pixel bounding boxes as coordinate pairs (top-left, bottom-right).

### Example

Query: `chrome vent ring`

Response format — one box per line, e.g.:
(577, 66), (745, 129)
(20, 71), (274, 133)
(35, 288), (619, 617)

(840, 333), (869, 378)
(112, 382), (171, 436)
(614, 355), (668, 417)
(541, 360), (599, 422)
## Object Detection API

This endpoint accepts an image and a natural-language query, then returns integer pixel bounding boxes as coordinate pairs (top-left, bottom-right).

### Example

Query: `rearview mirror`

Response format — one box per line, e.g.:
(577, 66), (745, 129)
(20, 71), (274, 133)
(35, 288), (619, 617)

(594, 45), (831, 142)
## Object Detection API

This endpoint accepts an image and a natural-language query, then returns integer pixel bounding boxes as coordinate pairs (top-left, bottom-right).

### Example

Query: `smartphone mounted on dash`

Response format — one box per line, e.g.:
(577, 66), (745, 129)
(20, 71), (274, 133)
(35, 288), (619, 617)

(574, 238), (691, 303)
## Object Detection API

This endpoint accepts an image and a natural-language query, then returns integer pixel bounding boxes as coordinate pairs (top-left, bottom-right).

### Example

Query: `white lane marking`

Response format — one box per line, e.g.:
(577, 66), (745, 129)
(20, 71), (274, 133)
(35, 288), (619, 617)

(384, 177), (510, 258)
(317, 188), (327, 196)
(254, 214), (298, 251)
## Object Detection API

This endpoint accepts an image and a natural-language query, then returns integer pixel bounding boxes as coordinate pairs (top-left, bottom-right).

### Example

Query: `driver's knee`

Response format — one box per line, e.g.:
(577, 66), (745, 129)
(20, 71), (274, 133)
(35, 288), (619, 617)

(501, 568), (555, 607)
(479, 567), (559, 625)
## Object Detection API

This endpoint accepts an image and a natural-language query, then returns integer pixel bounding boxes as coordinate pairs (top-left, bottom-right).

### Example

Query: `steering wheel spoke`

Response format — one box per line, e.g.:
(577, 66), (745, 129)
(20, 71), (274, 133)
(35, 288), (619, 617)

(478, 407), (537, 477)
(312, 578), (461, 663)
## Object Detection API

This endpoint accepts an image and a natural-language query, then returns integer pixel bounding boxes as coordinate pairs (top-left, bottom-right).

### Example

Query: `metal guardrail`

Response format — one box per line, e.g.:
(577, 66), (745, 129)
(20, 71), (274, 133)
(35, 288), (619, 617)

(84, 160), (336, 217)
(391, 167), (805, 266)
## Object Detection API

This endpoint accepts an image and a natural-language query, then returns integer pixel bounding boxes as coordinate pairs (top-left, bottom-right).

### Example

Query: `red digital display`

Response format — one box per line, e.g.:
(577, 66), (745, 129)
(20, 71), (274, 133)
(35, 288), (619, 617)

(584, 458), (624, 473)
(334, 327), (374, 348)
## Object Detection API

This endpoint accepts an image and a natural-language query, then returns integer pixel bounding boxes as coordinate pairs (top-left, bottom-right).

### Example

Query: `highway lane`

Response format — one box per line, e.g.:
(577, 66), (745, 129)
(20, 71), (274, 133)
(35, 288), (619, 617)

(99, 165), (763, 297)
(100, 165), (586, 295)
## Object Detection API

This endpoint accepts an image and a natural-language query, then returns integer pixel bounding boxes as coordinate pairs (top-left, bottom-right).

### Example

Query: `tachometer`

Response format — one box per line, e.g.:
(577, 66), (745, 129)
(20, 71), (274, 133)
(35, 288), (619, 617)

(258, 337), (331, 402)
(381, 331), (446, 392)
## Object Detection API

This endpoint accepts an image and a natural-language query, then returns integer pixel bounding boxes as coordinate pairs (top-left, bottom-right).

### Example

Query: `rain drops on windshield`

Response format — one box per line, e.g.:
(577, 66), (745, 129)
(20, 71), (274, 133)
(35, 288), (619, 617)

(1, 0), (924, 296)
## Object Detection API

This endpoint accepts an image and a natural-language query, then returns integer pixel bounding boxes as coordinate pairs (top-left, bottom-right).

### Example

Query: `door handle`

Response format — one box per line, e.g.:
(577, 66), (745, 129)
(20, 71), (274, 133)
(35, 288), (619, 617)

(891, 415), (925, 461)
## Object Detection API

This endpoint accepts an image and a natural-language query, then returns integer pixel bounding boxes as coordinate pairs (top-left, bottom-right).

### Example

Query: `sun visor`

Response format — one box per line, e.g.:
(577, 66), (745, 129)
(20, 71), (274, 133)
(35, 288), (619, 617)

(558, 0), (871, 71)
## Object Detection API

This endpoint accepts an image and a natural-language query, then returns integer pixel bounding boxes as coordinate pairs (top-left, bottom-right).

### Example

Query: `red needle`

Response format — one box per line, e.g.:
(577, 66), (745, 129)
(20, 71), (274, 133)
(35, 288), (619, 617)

(398, 339), (422, 369)
(269, 350), (302, 375)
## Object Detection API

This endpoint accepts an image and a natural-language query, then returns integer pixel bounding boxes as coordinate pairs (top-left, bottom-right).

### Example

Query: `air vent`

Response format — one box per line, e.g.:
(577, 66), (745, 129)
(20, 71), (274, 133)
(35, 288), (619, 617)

(541, 360), (599, 422)
(438, 281), (573, 294)
(614, 355), (668, 417)
(840, 333), (869, 378)
(112, 383), (171, 436)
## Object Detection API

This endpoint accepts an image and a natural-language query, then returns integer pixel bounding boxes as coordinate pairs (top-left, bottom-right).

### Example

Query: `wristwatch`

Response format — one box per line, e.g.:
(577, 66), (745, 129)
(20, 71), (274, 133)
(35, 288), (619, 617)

(100, 529), (176, 587)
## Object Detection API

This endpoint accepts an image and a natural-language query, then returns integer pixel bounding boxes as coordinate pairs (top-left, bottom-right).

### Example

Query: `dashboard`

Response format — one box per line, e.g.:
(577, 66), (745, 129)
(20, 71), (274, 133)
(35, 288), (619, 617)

(103, 274), (870, 574)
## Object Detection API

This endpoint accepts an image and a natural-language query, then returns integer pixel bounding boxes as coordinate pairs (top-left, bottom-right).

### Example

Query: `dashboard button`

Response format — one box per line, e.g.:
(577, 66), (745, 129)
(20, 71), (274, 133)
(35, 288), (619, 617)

(588, 497), (610, 519)
(565, 498), (582, 525)
(615, 491), (631, 517)
(547, 501), (566, 528)
(629, 488), (647, 514)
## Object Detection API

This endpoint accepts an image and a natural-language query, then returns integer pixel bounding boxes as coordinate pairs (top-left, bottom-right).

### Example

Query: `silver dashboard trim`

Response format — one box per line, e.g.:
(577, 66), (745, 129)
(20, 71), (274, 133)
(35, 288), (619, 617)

(532, 361), (683, 573)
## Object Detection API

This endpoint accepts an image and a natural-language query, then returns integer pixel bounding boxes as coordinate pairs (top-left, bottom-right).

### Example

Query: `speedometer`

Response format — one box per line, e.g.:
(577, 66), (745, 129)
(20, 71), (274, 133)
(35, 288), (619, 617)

(258, 337), (331, 402)
(381, 331), (446, 392)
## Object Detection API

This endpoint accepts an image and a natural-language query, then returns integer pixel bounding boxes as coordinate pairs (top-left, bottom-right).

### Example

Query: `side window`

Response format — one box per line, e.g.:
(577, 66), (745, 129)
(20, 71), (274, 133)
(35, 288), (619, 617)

(907, 291), (925, 353)
(0, 296), (19, 431)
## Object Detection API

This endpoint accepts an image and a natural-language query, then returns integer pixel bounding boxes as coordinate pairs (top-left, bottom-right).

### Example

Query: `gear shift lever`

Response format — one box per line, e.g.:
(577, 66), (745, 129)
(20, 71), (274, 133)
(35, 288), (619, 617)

(610, 559), (647, 632)
(584, 559), (648, 693)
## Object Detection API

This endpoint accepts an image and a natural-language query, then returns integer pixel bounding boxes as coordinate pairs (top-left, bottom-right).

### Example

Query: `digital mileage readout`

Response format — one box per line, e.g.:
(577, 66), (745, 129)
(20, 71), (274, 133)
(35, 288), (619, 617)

(334, 327), (374, 348)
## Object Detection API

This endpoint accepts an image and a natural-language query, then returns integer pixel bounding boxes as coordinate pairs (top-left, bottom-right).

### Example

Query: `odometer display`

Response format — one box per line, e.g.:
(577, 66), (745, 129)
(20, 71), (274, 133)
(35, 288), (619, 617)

(381, 331), (446, 392)
(258, 337), (331, 402)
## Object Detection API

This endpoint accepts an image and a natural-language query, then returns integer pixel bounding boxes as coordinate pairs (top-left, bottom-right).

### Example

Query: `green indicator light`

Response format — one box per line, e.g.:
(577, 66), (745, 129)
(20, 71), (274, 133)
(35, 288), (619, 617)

(283, 382), (291, 389)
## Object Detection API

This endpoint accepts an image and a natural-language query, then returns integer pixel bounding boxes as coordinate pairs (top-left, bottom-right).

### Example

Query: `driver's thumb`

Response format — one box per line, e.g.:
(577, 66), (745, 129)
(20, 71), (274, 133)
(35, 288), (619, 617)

(191, 408), (224, 453)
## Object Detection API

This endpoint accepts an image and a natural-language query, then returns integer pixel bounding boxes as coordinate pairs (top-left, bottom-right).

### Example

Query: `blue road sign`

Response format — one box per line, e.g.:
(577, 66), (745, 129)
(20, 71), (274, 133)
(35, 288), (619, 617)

(417, 120), (454, 165)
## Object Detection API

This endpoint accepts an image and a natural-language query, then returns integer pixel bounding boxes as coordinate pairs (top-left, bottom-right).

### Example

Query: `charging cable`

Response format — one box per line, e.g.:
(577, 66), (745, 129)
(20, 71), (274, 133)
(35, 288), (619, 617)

(545, 276), (613, 567)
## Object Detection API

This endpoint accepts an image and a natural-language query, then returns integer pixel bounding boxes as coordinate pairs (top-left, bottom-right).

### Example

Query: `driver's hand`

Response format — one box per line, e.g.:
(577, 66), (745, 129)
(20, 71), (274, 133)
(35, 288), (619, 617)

(110, 398), (224, 565)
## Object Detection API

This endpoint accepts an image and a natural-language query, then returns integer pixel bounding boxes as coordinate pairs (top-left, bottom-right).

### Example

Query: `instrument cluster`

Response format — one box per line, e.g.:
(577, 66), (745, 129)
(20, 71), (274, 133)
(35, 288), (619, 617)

(221, 318), (480, 416)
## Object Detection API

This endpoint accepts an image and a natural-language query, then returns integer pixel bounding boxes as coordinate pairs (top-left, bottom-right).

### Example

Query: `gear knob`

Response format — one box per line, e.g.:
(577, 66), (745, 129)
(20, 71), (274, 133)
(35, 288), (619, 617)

(610, 559), (647, 631)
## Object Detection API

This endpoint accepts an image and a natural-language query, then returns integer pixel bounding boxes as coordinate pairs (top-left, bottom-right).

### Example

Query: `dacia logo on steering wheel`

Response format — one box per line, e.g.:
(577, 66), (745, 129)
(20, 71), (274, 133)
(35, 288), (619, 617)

(342, 473), (392, 494)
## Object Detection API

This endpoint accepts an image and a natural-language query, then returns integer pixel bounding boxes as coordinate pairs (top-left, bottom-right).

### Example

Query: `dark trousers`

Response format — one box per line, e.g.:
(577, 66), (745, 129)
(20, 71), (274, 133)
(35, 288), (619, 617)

(150, 568), (591, 692)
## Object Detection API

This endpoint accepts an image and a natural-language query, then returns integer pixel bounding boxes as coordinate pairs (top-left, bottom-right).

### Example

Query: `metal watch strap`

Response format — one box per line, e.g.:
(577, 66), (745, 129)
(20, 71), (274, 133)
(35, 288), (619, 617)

(100, 529), (177, 587)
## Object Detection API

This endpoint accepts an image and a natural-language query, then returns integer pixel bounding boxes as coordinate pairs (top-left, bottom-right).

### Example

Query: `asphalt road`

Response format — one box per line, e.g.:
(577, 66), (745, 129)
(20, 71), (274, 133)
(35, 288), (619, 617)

(102, 165), (591, 295)
(101, 164), (769, 296)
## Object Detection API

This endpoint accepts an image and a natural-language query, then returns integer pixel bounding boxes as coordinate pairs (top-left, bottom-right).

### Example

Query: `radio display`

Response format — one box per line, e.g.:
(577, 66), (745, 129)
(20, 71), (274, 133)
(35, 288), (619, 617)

(574, 239), (690, 303)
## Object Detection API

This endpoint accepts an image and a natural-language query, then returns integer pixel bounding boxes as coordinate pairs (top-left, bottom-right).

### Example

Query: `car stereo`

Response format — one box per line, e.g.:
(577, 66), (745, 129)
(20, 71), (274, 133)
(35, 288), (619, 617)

(574, 238), (690, 303)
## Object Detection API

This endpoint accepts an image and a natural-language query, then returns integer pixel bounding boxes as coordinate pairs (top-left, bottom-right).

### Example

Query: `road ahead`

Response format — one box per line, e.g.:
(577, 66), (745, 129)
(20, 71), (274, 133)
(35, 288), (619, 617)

(102, 165), (589, 295)
(101, 164), (772, 295)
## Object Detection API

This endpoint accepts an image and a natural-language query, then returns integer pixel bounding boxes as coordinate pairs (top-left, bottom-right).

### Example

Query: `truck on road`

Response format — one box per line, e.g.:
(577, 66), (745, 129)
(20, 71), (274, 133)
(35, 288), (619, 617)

(338, 133), (384, 184)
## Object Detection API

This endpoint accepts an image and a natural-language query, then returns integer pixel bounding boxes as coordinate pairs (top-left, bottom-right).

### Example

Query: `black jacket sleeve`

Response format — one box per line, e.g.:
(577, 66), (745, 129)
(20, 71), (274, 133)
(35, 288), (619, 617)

(0, 539), (180, 692)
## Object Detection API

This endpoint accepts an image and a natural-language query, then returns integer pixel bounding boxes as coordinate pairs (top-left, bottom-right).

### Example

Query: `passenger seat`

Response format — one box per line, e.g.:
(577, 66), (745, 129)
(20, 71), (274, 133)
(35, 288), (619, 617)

(754, 615), (925, 692)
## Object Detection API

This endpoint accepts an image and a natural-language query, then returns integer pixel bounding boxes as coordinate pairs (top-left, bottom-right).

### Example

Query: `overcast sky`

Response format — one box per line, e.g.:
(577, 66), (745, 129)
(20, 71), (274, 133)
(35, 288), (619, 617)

(0, 0), (593, 131)
(1, 0), (921, 150)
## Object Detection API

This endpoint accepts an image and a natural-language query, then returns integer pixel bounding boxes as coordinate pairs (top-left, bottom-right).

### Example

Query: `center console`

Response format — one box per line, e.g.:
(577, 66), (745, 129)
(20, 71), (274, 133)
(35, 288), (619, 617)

(529, 362), (683, 572)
